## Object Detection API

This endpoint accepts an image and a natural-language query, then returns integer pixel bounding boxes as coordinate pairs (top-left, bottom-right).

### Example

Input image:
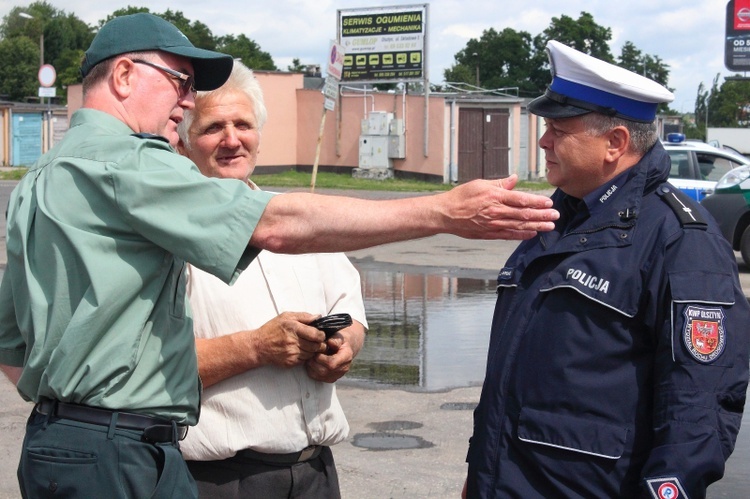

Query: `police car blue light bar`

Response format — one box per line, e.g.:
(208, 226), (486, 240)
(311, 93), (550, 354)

(666, 133), (686, 143)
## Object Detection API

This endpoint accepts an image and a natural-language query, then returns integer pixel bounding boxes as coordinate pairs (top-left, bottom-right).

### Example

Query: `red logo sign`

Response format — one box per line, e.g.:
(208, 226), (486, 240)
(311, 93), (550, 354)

(736, 0), (750, 29)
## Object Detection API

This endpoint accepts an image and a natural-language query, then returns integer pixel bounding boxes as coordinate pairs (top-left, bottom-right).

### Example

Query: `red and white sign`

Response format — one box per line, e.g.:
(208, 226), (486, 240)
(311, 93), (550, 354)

(38, 64), (56, 87)
(326, 40), (346, 81)
(735, 0), (750, 30)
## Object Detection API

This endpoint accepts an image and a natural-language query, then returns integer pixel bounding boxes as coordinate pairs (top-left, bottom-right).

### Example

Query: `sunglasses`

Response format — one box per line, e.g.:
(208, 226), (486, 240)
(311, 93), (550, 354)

(132, 59), (196, 97)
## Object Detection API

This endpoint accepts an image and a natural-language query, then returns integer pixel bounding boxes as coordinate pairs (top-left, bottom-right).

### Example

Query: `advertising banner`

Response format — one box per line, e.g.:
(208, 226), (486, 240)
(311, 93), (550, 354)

(338, 4), (427, 83)
(726, 0), (750, 70)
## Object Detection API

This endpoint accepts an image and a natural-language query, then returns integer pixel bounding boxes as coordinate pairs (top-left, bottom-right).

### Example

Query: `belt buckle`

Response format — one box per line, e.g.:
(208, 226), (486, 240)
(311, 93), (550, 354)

(297, 445), (316, 462)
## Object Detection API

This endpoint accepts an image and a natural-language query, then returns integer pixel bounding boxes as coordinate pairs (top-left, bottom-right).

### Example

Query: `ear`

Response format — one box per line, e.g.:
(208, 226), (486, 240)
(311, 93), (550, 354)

(110, 57), (135, 98)
(604, 126), (630, 163)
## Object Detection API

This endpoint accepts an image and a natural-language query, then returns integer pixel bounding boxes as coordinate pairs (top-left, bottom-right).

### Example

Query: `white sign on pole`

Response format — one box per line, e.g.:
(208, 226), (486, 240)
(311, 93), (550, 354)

(323, 76), (339, 99)
(323, 76), (339, 111)
(326, 40), (346, 81)
(38, 86), (56, 98)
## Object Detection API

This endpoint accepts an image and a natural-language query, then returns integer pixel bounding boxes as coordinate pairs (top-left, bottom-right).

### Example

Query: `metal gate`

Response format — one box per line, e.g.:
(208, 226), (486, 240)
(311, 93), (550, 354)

(12, 113), (42, 166)
(457, 108), (510, 182)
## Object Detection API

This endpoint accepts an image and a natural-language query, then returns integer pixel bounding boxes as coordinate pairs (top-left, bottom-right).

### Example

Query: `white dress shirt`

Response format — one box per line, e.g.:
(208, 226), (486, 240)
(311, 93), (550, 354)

(181, 250), (367, 461)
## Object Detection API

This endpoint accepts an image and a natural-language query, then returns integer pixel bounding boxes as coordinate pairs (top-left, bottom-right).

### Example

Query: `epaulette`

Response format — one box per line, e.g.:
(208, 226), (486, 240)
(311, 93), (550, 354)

(131, 132), (170, 144)
(655, 184), (707, 229)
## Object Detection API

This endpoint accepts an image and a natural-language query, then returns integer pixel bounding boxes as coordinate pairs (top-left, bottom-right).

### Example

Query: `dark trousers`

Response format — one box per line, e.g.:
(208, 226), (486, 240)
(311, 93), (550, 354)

(187, 446), (341, 499)
(18, 408), (197, 499)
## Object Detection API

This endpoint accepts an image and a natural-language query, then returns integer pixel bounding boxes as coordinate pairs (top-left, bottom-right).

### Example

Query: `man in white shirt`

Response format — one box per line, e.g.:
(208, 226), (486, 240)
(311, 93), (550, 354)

(176, 61), (367, 498)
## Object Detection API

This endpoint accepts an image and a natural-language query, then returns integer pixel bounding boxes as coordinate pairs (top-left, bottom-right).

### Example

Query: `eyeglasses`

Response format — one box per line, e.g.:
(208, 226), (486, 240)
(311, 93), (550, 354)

(132, 59), (196, 97)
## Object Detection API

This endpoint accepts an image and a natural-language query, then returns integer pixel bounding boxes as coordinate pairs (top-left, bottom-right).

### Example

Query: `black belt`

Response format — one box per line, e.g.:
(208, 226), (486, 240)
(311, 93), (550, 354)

(235, 445), (324, 465)
(35, 398), (188, 443)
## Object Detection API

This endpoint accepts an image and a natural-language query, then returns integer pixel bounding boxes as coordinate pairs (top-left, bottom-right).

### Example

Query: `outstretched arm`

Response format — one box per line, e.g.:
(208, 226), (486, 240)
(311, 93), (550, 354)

(250, 175), (558, 254)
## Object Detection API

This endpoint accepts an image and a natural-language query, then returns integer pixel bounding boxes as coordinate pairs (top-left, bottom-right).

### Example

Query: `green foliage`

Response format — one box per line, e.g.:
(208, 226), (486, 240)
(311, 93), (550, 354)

(0, 36), (39, 99)
(536, 12), (613, 61)
(216, 33), (277, 70)
(252, 170), (452, 192)
(249, 170), (551, 192)
(445, 27), (536, 95)
(287, 57), (305, 72)
(445, 11), (671, 101)
(161, 9), (217, 50)
(0, 3), (280, 103)
(695, 74), (750, 137)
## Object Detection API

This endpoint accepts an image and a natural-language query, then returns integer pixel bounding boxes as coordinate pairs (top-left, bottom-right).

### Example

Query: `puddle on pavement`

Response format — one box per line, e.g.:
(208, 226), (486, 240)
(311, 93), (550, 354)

(440, 402), (478, 411)
(351, 432), (434, 451)
(368, 420), (422, 431)
(346, 265), (497, 392)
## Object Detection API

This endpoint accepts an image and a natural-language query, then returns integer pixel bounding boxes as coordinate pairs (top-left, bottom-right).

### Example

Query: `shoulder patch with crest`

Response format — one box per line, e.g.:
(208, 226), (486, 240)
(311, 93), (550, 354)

(683, 305), (725, 363)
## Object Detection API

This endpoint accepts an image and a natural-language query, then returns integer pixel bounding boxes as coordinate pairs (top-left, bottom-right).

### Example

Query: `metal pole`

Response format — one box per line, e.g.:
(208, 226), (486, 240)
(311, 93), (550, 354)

(310, 106), (327, 192)
(705, 95), (710, 140)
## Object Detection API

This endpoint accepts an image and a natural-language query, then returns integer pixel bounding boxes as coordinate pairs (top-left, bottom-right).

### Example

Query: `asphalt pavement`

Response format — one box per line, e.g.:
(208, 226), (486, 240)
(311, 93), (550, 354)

(0, 183), (748, 498)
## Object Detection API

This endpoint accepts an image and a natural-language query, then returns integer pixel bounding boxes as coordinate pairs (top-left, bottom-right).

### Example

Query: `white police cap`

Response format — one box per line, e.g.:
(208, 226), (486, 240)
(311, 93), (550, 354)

(528, 40), (674, 123)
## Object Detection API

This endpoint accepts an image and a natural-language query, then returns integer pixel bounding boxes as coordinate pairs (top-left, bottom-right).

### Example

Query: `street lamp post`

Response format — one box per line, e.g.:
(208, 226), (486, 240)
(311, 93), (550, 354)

(705, 94), (711, 141)
(18, 13), (43, 66)
(19, 11), (50, 154)
(472, 52), (480, 87)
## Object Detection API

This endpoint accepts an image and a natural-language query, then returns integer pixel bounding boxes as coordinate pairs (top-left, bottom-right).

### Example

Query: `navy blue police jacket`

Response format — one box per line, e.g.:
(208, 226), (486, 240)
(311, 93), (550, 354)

(466, 142), (750, 498)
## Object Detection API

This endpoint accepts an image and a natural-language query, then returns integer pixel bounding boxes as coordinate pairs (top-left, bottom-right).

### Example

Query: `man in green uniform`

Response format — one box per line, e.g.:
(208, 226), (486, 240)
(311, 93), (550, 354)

(0, 13), (558, 499)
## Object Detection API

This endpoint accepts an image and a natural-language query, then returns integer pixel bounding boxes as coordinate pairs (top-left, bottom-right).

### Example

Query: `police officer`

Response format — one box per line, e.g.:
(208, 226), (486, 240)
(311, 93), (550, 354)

(464, 40), (750, 498)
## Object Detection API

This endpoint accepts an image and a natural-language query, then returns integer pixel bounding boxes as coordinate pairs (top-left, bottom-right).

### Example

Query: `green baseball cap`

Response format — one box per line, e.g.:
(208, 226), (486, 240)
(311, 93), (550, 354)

(80, 13), (233, 91)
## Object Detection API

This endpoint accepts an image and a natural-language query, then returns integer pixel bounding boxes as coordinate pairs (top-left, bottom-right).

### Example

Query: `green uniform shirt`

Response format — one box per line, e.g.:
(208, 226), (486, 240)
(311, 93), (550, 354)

(0, 109), (273, 424)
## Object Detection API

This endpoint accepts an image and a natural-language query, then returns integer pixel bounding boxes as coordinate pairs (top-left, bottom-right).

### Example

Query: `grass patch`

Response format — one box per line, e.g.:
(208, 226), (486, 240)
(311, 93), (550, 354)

(252, 170), (451, 192)
(0, 167), (552, 192)
(253, 170), (551, 192)
(0, 168), (28, 181)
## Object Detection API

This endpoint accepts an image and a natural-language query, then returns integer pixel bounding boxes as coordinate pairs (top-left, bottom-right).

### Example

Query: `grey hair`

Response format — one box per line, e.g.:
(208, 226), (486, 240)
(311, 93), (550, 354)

(580, 113), (658, 156)
(178, 61), (267, 149)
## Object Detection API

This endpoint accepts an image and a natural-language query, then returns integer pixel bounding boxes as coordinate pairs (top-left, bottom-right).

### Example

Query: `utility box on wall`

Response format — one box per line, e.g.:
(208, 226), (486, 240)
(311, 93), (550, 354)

(359, 112), (393, 170)
(361, 111), (392, 136)
(358, 136), (390, 169)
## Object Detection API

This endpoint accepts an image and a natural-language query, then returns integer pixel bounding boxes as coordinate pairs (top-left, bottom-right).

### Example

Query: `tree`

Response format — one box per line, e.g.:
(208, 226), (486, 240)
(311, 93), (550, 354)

(160, 9), (217, 50)
(216, 34), (276, 70)
(617, 41), (673, 113)
(529, 12), (614, 93)
(0, 2), (93, 102)
(444, 27), (536, 95)
(287, 58), (305, 73)
(0, 36), (40, 100)
(534, 12), (613, 61)
(0, 4), (283, 103)
(695, 74), (750, 137)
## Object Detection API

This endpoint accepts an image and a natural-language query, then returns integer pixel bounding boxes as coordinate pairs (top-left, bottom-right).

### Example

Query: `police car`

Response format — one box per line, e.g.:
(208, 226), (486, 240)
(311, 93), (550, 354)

(700, 164), (750, 266)
(663, 133), (750, 201)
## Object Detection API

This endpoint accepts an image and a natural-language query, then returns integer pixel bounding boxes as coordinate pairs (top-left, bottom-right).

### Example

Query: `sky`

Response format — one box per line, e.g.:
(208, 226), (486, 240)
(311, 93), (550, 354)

(0, 0), (740, 111)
